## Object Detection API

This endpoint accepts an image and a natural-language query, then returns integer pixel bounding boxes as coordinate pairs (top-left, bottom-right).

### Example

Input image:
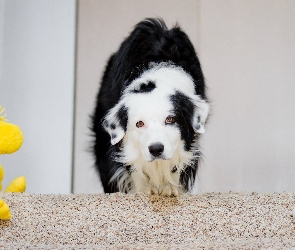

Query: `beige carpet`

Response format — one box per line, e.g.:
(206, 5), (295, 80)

(1, 192), (295, 249)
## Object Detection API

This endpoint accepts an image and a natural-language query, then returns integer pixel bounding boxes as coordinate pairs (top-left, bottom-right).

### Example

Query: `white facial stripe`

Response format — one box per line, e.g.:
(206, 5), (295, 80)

(125, 90), (174, 126)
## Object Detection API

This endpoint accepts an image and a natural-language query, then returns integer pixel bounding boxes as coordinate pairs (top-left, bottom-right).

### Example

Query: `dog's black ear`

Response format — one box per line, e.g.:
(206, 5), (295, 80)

(102, 104), (128, 145)
(191, 96), (210, 134)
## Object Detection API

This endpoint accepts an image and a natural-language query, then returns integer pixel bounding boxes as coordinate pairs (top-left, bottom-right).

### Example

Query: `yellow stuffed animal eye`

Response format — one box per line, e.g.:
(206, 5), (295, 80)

(136, 121), (144, 128)
(165, 115), (175, 124)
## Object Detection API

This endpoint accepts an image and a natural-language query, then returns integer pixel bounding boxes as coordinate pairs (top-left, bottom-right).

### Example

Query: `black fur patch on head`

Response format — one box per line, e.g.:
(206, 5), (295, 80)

(170, 91), (196, 151)
(110, 18), (205, 99)
(131, 81), (156, 93)
(116, 105), (129, 132)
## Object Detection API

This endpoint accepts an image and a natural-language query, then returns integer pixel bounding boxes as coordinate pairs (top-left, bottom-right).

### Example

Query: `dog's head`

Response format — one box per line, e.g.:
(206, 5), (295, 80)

(103, 64), (209, 163)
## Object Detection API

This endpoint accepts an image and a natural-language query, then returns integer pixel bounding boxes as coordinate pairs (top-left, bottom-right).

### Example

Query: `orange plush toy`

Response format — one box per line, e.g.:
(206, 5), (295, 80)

(0, 106), (26, 220)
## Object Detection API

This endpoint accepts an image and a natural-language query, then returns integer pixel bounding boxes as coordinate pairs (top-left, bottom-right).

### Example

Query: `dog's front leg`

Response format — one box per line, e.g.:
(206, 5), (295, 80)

(159, 171), (182, 196)
(159, 184), (179, 196)
(131, 171), (159, 195)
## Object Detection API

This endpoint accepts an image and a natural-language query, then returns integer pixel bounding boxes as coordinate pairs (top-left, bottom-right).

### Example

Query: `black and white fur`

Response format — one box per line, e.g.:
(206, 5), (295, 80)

(92, 18), (209, 196)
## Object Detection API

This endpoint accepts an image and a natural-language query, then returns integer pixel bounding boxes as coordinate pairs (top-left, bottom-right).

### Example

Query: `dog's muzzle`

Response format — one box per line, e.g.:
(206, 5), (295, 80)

(148, 143), (164, 158)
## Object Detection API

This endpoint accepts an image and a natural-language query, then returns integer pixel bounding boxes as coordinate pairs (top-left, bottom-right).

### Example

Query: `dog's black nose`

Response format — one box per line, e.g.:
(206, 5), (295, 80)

(148, 143), (164, 157)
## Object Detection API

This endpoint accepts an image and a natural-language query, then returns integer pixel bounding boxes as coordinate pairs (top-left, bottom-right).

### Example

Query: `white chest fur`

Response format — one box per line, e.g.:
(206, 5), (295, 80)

(130, 159), (182, 196)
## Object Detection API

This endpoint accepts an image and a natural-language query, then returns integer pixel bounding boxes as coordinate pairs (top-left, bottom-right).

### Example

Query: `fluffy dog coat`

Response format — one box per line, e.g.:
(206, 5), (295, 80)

(92, 18), (209, 196)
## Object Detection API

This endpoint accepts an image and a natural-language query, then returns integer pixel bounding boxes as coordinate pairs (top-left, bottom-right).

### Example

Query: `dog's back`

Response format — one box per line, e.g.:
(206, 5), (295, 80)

(92, 18), (207, 194)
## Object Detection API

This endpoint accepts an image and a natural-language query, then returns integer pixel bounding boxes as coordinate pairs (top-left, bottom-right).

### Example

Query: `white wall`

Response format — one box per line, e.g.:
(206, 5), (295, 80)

(74, 0), (295, 194)
(0, 0), (76, 194)
(198, 0), (295, 192)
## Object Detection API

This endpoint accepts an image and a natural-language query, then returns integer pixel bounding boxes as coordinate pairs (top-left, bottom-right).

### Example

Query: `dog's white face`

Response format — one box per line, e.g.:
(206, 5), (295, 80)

(103, 64), (209, 195)
(125, 89), (181, 162)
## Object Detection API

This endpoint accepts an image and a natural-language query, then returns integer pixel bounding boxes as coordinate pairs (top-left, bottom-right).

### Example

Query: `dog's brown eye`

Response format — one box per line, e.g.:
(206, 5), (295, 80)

(165, 116), (175, 124)
(136, 121), (144, 128)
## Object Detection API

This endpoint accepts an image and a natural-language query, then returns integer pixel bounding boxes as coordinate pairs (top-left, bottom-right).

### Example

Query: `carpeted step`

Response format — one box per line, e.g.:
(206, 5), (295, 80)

(1, 192), (295, 249)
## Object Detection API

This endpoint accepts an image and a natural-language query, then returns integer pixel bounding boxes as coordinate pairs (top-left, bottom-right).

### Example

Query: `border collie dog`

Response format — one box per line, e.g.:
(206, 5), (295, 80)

(92, 18), (209, 196)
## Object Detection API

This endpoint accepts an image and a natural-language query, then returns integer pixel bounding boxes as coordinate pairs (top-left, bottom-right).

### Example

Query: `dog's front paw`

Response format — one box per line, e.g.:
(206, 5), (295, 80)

(159, 184), (180, 196)
(141, 183), (181, 196)
(145, 185), (159, 196)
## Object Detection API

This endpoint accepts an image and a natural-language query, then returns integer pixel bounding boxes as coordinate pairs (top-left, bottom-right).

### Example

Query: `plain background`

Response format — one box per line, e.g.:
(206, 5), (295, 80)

(1, 0), (295, 194)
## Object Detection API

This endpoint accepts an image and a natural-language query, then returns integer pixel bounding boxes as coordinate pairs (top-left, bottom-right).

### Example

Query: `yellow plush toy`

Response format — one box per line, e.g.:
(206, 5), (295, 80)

(0, 106), (26, 220)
